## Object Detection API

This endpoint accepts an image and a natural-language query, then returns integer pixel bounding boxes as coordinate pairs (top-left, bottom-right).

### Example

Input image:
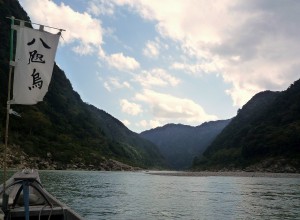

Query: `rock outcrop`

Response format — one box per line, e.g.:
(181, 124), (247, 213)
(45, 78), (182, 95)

(0, 145), (140, 171)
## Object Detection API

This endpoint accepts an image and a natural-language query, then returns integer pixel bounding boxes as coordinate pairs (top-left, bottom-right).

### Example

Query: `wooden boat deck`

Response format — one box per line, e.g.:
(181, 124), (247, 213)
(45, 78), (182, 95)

(0, 169), (83, 220)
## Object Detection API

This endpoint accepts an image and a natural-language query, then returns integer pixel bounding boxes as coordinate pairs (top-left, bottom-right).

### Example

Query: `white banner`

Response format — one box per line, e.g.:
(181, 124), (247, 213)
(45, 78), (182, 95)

(11, 26), (60, 105)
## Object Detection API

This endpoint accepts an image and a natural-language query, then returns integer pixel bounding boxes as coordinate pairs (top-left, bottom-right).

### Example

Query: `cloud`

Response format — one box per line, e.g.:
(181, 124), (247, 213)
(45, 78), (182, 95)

(121, 119), (131, 127)
(120, 99), (143, 115)
(136, 119), (161, 130)
(20, 0), (145, 73)
(72, 43), (95, 55)
(114, 0), (300, 106)
(103, 77), (131, 91)
(135, 68), (180, 88)
(87, 0), (115, 16)
(171, 60), (223, 76)
(149, 119), (162, 128)
(137, 120), (148, 128)
(135, 89), (217, 124)
(20, 0), (103, 56)
(143, 41), (160, 58)
(105, 53), (140, 71)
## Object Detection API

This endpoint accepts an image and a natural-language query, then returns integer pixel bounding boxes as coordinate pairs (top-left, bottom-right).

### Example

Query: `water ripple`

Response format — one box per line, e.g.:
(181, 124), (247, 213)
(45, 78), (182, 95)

(37, 171), (300, 220)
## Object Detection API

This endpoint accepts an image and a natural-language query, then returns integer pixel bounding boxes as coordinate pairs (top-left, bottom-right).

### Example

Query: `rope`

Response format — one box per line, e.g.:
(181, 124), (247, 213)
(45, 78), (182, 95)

(6, 16), (65, 32)
(38, 204), (55, 220)
(22, 181), (30, 220)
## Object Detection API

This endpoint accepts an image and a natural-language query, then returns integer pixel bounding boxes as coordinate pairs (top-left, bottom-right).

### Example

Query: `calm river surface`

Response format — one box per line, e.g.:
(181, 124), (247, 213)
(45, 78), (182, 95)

(4, 170), (300, 219)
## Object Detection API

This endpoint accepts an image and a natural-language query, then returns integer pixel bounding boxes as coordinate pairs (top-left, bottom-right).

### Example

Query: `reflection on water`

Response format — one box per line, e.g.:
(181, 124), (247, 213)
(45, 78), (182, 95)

(2, 170), (300, 219)
(40, 171), (300, 220)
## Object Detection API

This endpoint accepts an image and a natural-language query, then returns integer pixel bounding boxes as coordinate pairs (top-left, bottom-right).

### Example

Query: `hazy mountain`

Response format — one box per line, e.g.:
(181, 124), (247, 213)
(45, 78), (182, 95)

(140, 120), (231, 169)
(193, 80), (300, 172)
(0, 0), (165, 169)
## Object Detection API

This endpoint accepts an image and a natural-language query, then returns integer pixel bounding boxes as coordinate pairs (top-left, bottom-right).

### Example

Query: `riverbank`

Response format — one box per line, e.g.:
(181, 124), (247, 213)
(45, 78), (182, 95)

(0, 144), (140, 171)
(148, 171), (300, 178)
(1, 145), (298, 174)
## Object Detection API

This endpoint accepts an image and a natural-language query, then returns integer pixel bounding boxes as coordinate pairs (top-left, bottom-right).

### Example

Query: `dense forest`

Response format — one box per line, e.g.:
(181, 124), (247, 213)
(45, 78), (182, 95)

(0, 0), (165, 170)
(141, 120), (230, 169)
(1, 0), (299, 172)
(193, 81), (300, 172)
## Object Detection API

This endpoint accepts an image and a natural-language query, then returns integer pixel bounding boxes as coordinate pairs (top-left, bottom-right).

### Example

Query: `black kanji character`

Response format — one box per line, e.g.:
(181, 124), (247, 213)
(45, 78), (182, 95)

(28, 68), (43, 90)
(28, 50), (45, 64)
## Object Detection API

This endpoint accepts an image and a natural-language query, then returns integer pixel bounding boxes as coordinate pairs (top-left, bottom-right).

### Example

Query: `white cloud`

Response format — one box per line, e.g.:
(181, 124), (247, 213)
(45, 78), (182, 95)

(87, 0), (115, 16)
(105, 53), (140, 71)
(143, 41), (160, 58)
(120, 99), (143, 115)
(171, 60), (223, 76)
(135, 89), (217, 124)
(20, 0), (103, 57)
(135, 119), (161, 130)
(121, 119), (131, 127)
(103, 77), (131, 92)
(137, 120), (148, 128)
(114, 0), (300, 107)
(149, 120), (162, 128)
(72, 43), (95, 55)
(135, 68), (180, 88)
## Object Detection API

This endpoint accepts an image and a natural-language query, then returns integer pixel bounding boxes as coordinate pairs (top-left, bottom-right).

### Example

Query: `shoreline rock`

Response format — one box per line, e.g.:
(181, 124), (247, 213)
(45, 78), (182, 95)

(1, 145), (298, 174)
(0, 144), (141, 171)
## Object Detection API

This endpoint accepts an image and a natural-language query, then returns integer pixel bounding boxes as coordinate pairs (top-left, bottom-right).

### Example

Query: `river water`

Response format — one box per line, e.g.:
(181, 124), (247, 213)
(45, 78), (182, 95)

(32, 170), (299, 220)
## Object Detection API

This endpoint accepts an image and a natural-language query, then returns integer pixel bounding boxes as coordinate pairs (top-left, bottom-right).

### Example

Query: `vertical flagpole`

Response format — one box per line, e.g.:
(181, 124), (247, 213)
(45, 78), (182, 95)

(3, 16), (15, 198)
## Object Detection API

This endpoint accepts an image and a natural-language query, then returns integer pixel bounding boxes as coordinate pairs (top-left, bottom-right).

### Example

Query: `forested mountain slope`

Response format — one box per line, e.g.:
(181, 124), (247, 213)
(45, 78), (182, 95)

(141, 120), (230, 169)
(193, 81), (300, 172)
(0, 0), (165, 169)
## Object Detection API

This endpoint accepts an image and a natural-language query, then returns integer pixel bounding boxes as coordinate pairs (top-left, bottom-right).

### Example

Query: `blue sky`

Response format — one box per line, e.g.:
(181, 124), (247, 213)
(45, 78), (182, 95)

(19, 0), (300, 133)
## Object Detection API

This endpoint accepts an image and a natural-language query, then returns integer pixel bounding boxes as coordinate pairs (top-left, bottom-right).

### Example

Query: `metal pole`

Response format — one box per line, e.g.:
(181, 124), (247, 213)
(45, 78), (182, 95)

(3, 16), (15, 197)
(3, 68), (12, 191)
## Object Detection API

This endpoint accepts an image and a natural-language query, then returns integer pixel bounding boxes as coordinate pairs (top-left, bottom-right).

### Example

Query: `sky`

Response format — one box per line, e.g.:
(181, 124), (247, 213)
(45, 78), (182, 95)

(19, 0), (300, 133)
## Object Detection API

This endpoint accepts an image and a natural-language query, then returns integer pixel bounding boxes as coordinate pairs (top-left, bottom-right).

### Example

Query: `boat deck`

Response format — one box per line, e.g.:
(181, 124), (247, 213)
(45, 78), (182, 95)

(0, 169), (83, 220)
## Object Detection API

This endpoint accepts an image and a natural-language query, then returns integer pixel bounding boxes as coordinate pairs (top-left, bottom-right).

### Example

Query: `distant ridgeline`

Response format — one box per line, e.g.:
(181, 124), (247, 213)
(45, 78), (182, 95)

(0, 0), (166, 170)
(140, 120), (231, 170)
(1, 0), (299, 172)
(193, 79), (300, 172)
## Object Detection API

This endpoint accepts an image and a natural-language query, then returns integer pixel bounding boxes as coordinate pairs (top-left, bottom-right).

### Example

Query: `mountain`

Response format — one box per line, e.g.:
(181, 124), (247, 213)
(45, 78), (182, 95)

(140, 120), (231, 169)
(0, 0), (165, 170)
(193, 80), (300, 172)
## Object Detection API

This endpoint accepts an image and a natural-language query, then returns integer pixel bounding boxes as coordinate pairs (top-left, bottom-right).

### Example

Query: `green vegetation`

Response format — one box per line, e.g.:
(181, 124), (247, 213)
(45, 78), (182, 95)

(0, 0), (165, 169)
(193, 82), (300, 171)
(141, 120), (230, 169)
